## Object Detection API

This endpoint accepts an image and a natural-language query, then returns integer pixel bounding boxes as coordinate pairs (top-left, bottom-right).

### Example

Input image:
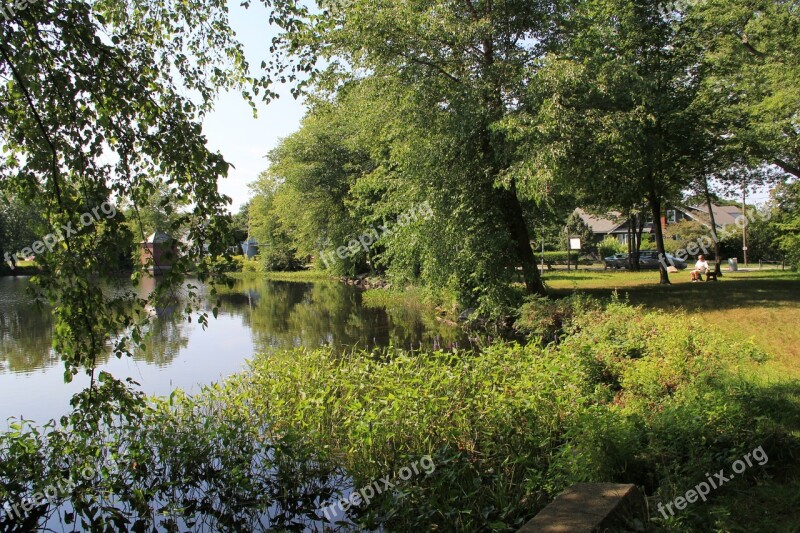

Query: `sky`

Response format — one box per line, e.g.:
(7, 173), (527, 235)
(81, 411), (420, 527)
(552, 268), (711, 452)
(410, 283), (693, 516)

(201, 2), (309, 214)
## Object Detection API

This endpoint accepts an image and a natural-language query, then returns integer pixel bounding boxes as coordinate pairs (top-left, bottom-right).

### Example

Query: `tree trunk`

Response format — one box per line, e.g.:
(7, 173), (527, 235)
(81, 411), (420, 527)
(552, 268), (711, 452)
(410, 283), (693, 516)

(478, 23), (546, 296)
(701, 175), (723, 277)
(634, 210), (646, 270)
(648, 193), (671, 284)
(627, 214), (634, 270)
(504, 186), (547, 296)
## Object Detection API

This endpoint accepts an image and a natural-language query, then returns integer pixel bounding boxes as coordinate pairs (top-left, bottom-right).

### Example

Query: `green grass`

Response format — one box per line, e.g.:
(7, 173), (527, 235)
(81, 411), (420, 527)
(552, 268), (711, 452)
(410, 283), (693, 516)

(544, 268), (800, 378)
(227, 270), (334, 282)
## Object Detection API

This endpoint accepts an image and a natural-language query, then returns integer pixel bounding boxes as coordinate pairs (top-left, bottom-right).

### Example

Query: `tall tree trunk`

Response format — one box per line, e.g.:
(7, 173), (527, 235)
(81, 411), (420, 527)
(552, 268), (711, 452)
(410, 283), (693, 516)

(635, 209), (646, 269)
(648, 193), (671, 284)
(627, 214), (634, 270)
(701, 175), (723, 276)
(503, 186), (547, 296)
(479, 22), (546, 296)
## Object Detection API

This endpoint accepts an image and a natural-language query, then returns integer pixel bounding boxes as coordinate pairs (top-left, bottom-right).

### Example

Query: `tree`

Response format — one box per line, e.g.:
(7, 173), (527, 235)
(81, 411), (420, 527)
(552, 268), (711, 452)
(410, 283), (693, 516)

(121, 180), (190, 243)
(769, 181), (800, 270)
(283, 0), (550, 299)
(561, 211), (593, 256)
(504, 0), (708, 284)
(0, 0), (306, 387)
(232, 201), (251, 249)
(0, 194), (45, 268)
(248, 173), (303, 271)
(692, 0), (800, 179)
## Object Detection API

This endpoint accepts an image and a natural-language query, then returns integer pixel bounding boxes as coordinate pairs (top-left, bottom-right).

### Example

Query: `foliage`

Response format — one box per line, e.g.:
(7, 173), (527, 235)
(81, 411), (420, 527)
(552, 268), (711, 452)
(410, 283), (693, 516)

(692, 0), (800, 180)
(0, 375), (339, 531)
(0, 194), (45, 270)
(768, 181), (800, 269)
(0, 0), (315, 384)
(503, 0), (710, 284)
(514, 294), (598, 344)
(269, 0), (553, 300)
(1, 297), (796, 532)
(120, 180), (189, 243)
(663, 220), (713, 256)
(560, 211), (594, 254)
(598, 237), (626, 259)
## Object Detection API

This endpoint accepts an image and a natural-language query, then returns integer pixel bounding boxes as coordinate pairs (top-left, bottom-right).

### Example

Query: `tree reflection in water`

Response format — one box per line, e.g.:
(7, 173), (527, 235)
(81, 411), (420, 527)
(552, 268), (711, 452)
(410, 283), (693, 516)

(0, 276), (467, 376)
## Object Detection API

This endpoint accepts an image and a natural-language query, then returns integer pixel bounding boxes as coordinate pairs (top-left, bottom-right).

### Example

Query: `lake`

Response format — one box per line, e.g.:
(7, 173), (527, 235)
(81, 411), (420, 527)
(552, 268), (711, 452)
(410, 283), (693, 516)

(0, 275), (466, 425)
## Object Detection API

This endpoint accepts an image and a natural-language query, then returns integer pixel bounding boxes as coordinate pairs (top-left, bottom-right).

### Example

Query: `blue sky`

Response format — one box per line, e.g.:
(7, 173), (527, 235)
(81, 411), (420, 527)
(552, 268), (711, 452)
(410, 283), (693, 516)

(201, 2), (309, 214)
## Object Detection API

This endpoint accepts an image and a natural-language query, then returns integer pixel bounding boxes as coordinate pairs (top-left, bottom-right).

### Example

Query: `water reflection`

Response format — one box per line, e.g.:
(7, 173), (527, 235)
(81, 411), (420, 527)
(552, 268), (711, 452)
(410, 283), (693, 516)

(0, 277), (58, 374)
(221, 278), (464, 353)
(0, 275), (465, 422)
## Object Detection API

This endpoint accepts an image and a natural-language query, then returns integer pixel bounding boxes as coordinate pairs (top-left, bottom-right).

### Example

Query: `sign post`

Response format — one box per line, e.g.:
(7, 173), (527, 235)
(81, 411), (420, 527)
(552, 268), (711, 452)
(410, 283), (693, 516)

(569, 237), (582, 271)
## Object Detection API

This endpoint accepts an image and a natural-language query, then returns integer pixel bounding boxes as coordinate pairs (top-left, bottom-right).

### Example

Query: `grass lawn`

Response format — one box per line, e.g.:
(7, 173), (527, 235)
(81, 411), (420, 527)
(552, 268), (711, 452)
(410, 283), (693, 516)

(544, 267), (800, 379)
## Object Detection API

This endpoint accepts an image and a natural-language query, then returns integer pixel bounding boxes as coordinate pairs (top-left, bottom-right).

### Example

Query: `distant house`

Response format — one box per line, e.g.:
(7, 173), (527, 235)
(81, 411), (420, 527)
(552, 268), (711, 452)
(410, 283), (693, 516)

(140, 231), (176, 274)
(576, 204), (743, 246)
(241, 237), (259, 259)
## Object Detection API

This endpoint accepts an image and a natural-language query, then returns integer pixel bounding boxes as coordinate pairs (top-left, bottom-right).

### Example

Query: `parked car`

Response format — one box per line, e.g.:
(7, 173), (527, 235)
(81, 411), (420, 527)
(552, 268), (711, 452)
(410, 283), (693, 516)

(603, 253), (628, 269)
(604, 251), (687, 270)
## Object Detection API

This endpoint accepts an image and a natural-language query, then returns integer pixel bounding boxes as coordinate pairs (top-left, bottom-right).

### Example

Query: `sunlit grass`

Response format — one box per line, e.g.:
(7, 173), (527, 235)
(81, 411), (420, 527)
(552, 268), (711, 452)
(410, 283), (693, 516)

(544, 268), (800, 377)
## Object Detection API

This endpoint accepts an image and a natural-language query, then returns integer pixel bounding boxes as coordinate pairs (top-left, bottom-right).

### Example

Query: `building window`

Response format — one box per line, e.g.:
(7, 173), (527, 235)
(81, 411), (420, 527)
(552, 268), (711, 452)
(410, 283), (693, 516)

(617, 234), (628, 244)
(667, 210), (677, 223)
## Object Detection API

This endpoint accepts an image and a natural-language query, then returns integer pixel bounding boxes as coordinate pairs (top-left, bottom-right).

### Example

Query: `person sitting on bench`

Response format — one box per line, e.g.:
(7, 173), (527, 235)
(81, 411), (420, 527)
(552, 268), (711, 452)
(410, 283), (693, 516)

(691, 255), (709, 282)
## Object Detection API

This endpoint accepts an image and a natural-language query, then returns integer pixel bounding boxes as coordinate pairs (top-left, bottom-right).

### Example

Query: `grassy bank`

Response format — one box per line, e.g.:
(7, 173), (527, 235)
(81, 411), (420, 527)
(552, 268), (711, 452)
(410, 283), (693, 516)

(543, 268), (800, 378)
(226, 299), (797, 532)
(227, 270), (334, 282)
(3, 281), (798, 531)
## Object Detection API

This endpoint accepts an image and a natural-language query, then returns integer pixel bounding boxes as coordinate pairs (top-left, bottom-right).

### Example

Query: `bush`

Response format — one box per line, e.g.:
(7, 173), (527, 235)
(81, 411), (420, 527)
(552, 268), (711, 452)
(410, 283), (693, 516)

(241, 257), (262, 273)
(1, 300), (793, 532)
(515, 294), (598, 343)
(598, 236), (625, 258)
(639, 236), (656, 251)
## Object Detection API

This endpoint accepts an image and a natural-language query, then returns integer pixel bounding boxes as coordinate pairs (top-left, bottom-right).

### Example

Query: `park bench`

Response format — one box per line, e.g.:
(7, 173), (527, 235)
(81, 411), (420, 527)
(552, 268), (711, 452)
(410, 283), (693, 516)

(703, 270), (718, 282)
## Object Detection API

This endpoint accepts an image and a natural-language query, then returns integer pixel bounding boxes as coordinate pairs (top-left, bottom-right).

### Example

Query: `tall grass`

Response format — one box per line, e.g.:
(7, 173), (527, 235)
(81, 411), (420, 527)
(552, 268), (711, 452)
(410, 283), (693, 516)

(2, 299), (796, 531)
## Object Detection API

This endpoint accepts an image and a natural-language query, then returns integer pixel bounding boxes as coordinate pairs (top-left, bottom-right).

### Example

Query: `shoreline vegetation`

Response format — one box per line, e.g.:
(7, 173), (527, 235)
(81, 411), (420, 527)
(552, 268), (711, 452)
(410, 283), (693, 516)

(3, 271), (799, 531)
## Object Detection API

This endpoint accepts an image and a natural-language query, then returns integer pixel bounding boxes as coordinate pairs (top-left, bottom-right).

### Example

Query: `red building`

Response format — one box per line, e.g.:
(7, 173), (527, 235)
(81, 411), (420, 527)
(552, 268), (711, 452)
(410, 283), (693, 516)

(140, 231), (176, 274)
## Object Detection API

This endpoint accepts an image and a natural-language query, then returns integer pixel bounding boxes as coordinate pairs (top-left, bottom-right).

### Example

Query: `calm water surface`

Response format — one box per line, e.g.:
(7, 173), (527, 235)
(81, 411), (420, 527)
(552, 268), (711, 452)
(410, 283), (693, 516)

(0, 276), (465, 425)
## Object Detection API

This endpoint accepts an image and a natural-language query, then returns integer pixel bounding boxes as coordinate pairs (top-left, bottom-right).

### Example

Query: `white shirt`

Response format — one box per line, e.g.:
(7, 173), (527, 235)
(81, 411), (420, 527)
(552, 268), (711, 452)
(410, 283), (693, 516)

(695, 260), (709, 273)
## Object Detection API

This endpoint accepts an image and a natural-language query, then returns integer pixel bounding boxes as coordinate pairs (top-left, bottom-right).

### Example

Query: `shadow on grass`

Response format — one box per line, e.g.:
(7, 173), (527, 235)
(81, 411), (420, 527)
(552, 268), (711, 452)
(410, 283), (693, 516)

(551, 275), (800, 313)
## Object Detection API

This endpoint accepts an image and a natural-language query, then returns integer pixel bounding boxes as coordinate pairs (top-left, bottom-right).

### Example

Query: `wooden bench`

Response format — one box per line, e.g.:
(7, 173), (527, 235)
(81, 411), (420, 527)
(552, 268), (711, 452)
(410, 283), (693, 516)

(703, 271), (718, 282)
(517, 483), (645, 533)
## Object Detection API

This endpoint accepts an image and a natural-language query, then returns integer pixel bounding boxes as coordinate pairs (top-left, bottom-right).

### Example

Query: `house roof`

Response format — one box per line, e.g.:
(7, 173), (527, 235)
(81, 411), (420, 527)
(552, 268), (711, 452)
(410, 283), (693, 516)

(144, 231), (171, 244)
(575, 209), (626, 234)
(576, 203), (743, 235)
(682, 204), (742, 228)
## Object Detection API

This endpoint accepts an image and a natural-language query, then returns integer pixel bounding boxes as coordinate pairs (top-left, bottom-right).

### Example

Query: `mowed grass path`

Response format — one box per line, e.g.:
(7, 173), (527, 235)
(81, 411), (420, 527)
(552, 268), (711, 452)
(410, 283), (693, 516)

(544, 268), (800, 378)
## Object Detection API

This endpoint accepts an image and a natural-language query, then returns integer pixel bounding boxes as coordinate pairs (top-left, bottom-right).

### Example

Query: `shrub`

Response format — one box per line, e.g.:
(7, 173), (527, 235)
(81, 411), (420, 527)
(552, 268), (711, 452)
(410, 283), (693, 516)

(514, 294), (598, 344)
(241, 257), (262, 273)
(598, 236), (625, 259)
(1, 301), (793, 532)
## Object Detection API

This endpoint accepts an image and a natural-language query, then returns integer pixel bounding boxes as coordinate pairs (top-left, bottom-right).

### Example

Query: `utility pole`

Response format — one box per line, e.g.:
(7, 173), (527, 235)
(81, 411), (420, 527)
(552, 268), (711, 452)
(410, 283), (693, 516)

(541, 227), (545, 272)
(742, 186), (748, 268)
